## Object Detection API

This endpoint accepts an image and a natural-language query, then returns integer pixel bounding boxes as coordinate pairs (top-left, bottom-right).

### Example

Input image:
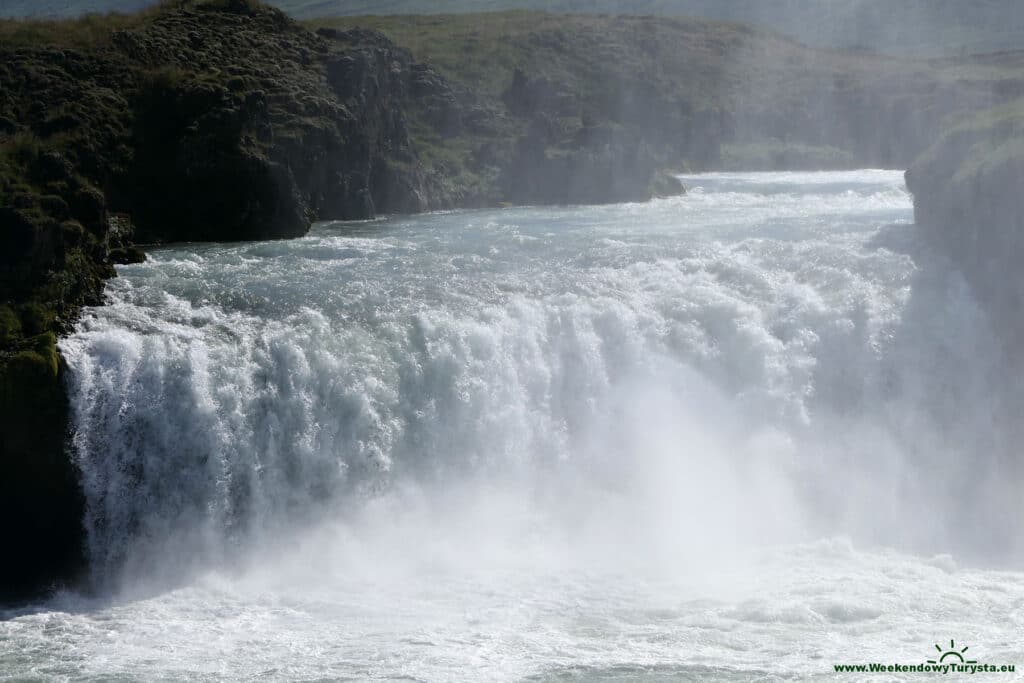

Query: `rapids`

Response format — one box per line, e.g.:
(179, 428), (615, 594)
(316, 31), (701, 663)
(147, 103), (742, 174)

(3, 171), (1021, 681)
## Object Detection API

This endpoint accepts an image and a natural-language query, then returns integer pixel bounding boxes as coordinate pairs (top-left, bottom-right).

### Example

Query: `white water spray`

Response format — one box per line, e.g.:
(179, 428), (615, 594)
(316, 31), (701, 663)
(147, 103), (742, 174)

(5, 171), (1020, 681)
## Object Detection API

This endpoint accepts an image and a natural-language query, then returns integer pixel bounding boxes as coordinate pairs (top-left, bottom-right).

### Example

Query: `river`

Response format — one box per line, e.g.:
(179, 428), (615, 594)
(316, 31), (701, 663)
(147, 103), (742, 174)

(2, 170), (1021, 681)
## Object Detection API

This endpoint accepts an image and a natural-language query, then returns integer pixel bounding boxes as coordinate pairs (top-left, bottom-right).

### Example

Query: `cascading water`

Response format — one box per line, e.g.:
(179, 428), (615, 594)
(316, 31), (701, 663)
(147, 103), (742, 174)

(3, 171), (1023, 681)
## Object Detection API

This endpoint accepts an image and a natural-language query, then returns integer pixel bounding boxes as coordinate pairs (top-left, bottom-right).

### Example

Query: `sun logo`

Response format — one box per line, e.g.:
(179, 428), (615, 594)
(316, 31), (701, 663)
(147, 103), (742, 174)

(928, 640), (978, 665)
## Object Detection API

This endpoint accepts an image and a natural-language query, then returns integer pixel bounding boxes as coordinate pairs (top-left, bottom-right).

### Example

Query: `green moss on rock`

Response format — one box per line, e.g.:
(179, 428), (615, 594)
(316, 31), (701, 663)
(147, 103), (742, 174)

(18, 303), (56, 337)
(0, 331), (84, 602)
(0, 306), (21, 347)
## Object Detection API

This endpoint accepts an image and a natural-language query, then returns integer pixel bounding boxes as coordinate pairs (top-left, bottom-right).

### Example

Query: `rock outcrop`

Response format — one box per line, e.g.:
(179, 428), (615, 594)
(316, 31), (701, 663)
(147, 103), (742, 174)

(495, 70), (686, 205)
(905, 102), (1024, 347)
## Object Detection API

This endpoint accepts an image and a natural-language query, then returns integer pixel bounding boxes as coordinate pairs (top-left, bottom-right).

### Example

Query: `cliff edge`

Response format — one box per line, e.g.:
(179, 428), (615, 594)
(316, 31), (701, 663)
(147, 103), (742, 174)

(906, 101), (1024, 347)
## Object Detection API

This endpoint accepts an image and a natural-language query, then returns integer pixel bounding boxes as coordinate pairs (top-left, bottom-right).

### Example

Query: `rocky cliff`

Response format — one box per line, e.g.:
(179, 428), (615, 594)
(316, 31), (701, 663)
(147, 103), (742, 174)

(311, 12), (1024, 185)
(906, 102), (1024, 348)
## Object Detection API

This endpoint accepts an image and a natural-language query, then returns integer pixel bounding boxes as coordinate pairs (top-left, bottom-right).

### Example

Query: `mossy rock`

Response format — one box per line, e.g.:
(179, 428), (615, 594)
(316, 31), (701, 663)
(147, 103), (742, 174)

(60, 219), (85, 246)
(649, 170), (686, 198)
(0, 333), (60, 385)
(69, 185), (106, 230)
(0, 306), (22, 348)
(0, 333), (64, 466)
(39, 194), (70, 220)
(0, 334), (85, 601)
(18, 302), (56, 337)
(110, 246), (147, 264)
(28, 332), (60, 377)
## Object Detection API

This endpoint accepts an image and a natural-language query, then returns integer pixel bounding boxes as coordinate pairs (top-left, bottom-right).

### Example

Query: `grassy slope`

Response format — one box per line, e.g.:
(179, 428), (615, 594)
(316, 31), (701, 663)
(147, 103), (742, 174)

(0, 6), (160, 49)
(8, 0), (1024, 58)
(304, 11), (1024, 167)
(306, 11), (881, 186)
(0, 0), (150, 19)
(306, 11), (902, 108)
(909, 99), (1024, 208)
(286, 0), (1024, 58)
(6, 6), (1022, 185)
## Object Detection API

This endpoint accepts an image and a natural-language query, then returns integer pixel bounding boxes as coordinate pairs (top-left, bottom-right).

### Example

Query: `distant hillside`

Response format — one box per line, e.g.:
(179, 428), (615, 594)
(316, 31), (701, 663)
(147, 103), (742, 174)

(0, 0), (149, 17)
(281, 1), (1024, 58)
(228, 0), (1024, 58)
(5, 0), (1024, 58)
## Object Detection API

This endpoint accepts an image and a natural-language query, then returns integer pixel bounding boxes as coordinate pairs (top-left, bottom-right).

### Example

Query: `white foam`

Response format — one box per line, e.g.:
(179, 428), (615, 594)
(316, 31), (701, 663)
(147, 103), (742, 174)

(3, 170), (1018, 680)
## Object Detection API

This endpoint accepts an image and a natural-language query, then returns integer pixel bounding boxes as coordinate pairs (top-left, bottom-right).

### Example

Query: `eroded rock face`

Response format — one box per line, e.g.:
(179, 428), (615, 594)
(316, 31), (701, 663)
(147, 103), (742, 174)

(497, 70), (690, 206)
(123, 75), (308, 242)
(0, 334), (84, 603)
(906, 111), (1024, 347)
(107, 5), (452, 238)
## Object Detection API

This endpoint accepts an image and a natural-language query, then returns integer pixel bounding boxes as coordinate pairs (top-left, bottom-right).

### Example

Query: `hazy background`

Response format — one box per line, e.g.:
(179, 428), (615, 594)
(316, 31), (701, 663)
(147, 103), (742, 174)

(4, 0), (1024, 58)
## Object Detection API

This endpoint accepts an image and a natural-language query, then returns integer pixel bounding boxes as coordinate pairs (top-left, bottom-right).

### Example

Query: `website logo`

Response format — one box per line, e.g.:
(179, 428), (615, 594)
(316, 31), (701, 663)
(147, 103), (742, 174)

(928, 640), (976, 666)
(833, 639), (1016, 675)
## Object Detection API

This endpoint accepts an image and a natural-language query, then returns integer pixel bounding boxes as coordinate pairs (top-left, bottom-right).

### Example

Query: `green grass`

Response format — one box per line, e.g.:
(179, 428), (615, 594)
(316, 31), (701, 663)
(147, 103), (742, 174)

(946, 100), (1024, 182)
(8, 0), (1024, 59)
(948, 98), (1024, 134)
(907, 96), (1024, 228)
(0, 0), (264, 49)
(0, 7), (157, 49)
(294, 0), (1024, 59)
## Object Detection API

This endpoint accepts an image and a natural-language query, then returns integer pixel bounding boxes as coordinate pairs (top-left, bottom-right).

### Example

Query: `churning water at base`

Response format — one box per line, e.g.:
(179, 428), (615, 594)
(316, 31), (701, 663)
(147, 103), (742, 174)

(4, 171), (1024, 680)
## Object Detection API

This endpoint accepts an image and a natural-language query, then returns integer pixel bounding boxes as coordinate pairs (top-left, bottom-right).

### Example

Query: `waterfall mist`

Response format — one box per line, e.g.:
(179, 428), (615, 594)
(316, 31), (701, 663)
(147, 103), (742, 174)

(52, 170), (1019, 599)
(0, 170), (1015, 681)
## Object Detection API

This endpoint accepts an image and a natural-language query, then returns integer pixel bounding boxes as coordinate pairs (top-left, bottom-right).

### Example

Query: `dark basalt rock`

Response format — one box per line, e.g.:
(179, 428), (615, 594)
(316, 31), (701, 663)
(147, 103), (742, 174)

(123, 73), (308, 242)
(109, 246), (147, 264)
(0, 333), (85, 602)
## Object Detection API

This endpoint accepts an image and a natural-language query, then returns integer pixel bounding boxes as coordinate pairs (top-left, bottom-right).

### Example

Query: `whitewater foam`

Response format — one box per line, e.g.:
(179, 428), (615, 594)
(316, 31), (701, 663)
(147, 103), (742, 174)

(3, 170), (1020, 681)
